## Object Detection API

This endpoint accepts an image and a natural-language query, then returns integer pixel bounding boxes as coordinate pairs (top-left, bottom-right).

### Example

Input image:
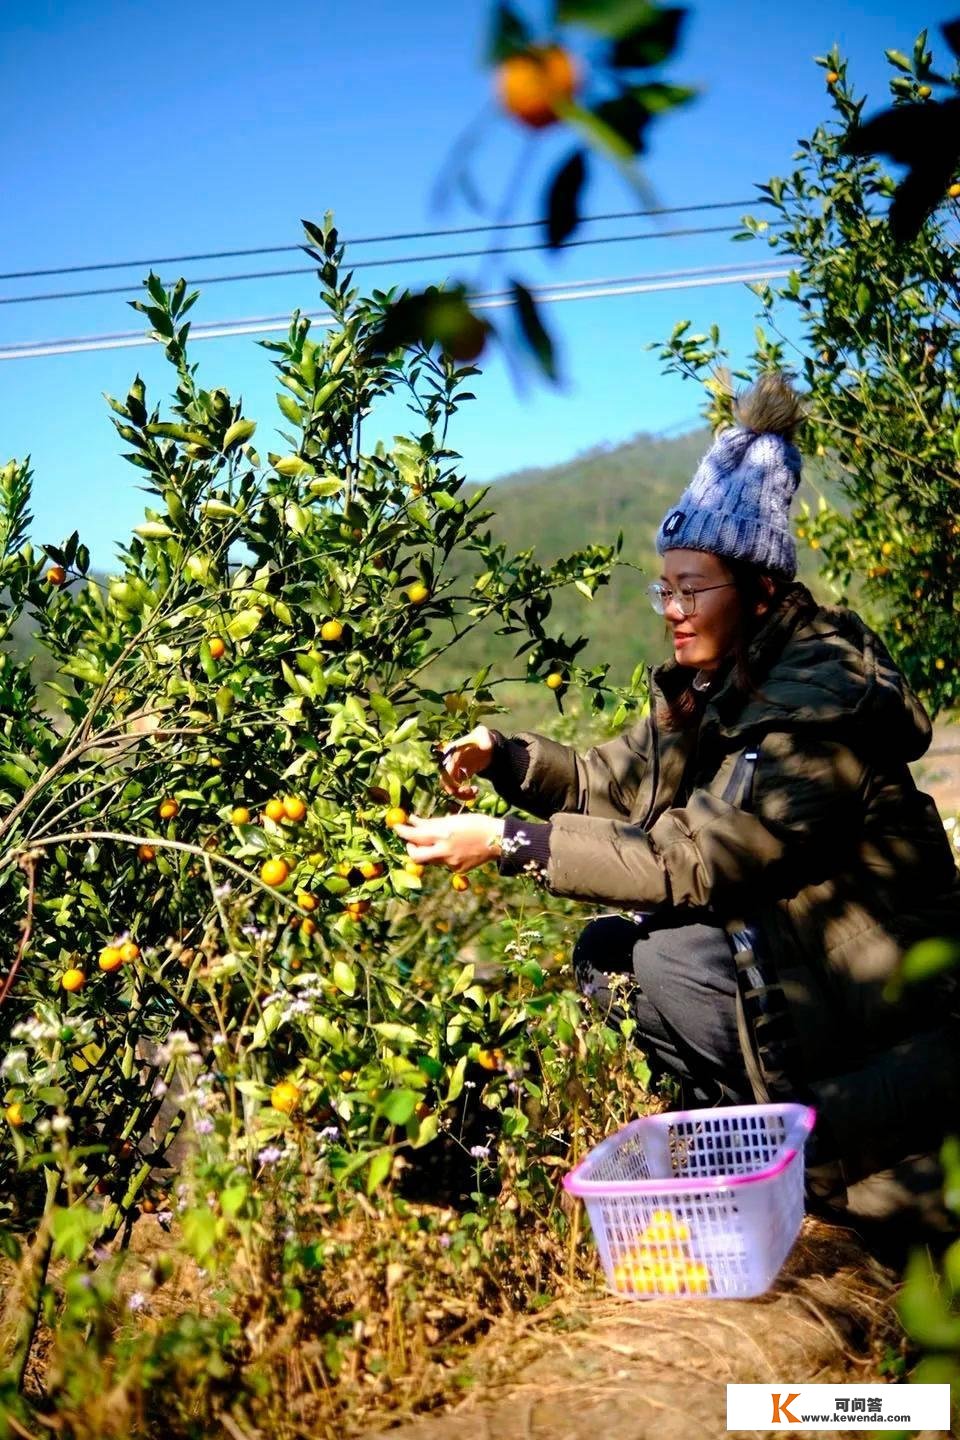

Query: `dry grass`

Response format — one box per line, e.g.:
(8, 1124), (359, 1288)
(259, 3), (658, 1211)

(356, 1216), (905, 1440)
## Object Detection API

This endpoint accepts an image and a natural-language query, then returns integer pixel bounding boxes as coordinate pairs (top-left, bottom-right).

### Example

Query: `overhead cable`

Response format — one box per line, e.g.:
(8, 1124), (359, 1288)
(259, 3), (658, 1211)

(1, 225), (770, 307)
(0, 200), (758, 283)
(0, 266), (794, 362)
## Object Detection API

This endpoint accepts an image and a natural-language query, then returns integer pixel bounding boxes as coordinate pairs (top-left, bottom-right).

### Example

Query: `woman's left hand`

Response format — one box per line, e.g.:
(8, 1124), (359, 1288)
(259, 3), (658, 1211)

(393, 813), (506, 873)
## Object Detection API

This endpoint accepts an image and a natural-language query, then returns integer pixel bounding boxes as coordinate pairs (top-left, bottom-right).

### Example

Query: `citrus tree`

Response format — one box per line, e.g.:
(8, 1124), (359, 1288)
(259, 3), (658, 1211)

(654, 27), (960, 715)
(0, 216), (651, 1395)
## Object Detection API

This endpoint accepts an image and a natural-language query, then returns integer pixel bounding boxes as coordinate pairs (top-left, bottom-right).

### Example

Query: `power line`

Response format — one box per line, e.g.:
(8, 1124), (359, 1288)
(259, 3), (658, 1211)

(0, 200), (756, 283)
(3, 261), (793, 354)
(0, 266), (793, 362)
(0, 224), (763, 308)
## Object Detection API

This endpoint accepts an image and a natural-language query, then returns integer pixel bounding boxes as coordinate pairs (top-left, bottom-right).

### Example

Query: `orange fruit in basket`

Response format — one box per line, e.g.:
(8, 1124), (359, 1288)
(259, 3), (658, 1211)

(645, 1216), (690, 1244)
(681, 1261), (712, 1295)
(613, 1260), (656, 1292)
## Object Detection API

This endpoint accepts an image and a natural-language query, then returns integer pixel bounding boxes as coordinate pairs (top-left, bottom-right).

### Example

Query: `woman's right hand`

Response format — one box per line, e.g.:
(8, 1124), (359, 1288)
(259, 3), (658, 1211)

(438, 725), (496, 800)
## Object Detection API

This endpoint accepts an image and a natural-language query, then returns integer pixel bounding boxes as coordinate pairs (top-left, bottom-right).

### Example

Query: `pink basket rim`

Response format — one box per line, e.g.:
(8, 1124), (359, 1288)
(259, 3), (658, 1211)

(562, 1102), (816, 1197)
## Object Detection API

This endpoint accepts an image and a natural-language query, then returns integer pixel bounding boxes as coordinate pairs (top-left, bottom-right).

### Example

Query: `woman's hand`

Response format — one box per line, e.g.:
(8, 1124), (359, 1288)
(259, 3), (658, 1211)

(394, 813), (506, 873)
(437, 726), (495, 801)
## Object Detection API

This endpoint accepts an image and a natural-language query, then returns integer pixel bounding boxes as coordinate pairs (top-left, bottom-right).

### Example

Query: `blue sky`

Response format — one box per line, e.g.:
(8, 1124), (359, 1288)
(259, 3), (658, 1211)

(1, 0), (950, 568)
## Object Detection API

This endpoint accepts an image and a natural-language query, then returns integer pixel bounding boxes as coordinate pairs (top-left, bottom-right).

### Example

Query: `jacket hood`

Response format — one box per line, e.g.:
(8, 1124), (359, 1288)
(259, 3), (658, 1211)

(653, 585), (933, 763)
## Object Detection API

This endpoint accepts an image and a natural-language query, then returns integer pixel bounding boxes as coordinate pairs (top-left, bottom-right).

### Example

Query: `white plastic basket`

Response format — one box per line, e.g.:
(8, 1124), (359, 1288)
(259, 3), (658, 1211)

(563, 1102), (816, 1300)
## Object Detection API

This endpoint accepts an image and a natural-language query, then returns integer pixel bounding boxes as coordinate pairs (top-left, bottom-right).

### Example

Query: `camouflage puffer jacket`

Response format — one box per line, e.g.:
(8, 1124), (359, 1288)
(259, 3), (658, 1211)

(487, 585), (960, 1186)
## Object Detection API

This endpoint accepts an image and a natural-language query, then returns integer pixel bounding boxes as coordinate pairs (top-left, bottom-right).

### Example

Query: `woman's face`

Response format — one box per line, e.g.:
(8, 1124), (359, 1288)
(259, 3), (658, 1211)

(659, 549), (747, 672)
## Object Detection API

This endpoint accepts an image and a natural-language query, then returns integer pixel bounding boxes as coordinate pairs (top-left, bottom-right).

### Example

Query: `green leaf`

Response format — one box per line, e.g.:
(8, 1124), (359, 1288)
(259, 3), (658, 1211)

(332, 959), (357, 996)
(545, 150), (587, 248)
(60, 656), (106, 686)
(627, 81), (697, 114)
(379, 1089), (418, 1125)
(307, 477), (344, 498)
(0, 1226), (22, 1261)
(451, 963), (475, 996)
(285, 502), (310, 535)
(557, 0), (655, 39)
(366, 1148), (392, 1195)
(146, 271), (167, 307)
(0, 761), (31, 791)
(884, 48), (913, 73)
(511, 279), (557, 380)
(199, 499), (239, 519)
(222, 418), (256, 451)
(899, 936), (960, 989)
(486, 1), (530, 62)
(561, 100), (636, 162)
(214, 685), (236, 720)
(611, 7), (685, 67)
(277, 393), (302, 425)
(134, 520), (174, 539)
(314, 377), (344, 410)
(226, 608), (263, 641)
(50, 1204), (101, 1263)
(182, 1206), (218, 1262)
(897, 1248), (960, 1348)
(274, 455), (315, 478)
(368, 692), (397, 727)
(220, 1182), (249, 1217)
(444, 1054), (468, 1104)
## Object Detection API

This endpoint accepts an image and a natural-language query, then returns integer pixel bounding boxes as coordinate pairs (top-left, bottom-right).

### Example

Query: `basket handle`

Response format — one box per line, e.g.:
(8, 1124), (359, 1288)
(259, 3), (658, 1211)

(783, 1104), (817, 1160)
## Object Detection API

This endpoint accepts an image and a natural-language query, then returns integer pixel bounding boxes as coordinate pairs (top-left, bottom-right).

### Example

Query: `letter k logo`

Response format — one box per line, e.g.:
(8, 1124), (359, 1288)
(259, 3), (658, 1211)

(771, 1392), (801, 1424)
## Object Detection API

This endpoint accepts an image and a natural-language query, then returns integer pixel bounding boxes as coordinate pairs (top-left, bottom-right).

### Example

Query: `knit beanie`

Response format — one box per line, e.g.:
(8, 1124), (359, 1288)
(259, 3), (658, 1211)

(655, 374), (805, 579)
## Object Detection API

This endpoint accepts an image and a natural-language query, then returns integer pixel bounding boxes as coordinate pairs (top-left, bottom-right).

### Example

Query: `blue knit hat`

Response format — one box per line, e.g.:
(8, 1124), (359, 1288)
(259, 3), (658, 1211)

(655, 375), (804, 580)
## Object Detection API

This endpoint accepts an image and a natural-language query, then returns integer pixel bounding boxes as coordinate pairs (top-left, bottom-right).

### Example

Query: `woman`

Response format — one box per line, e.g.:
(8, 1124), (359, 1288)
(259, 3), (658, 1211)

(395, 375), (960, 1219)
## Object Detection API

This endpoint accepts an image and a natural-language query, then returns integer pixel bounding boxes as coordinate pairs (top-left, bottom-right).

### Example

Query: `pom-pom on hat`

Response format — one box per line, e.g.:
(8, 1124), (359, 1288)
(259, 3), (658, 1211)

(655, 373), (806, 579)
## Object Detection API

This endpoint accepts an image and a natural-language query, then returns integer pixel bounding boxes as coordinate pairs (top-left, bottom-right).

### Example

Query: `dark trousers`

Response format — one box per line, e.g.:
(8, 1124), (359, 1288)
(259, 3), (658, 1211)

(572, 913), (753, 1106)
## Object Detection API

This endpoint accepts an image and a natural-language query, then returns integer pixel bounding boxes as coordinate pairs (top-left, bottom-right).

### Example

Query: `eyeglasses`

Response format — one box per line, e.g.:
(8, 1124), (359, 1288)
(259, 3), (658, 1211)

(647, 581), (737, 616)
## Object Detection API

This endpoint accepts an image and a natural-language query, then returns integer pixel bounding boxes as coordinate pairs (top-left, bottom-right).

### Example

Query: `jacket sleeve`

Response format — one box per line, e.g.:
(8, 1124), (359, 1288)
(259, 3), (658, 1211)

(483, 717), (653, 822)
(540, 732), (867, 914)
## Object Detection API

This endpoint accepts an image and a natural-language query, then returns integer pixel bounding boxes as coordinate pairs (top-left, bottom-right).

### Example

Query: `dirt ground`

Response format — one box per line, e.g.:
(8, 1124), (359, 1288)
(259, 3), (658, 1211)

(361, 1215), (943, 1440)
(915, 720), (960, 815)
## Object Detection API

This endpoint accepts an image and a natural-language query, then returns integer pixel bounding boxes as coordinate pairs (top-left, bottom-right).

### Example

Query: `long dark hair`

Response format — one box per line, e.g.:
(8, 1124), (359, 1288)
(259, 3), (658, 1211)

(656, 560), (792, 732)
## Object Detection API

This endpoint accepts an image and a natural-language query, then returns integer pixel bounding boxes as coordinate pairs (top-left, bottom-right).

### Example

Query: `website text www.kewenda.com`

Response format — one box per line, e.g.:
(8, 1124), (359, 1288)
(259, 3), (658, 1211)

(793, 1416), (911, 1425)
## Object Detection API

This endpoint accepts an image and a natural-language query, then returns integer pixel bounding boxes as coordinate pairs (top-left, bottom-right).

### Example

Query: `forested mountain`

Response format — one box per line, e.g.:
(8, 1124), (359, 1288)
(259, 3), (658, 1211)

(11, 427), (830, 735)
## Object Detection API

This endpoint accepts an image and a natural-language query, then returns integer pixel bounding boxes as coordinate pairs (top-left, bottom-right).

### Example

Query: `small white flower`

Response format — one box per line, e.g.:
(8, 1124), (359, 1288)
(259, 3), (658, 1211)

(157, 1030), (199, 1066)
(151, 1079), (168, 1098)
(469, 1144), (490, 1160)
(127, 1291), (148, 1312)
(51, 1115), (72, 1134)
